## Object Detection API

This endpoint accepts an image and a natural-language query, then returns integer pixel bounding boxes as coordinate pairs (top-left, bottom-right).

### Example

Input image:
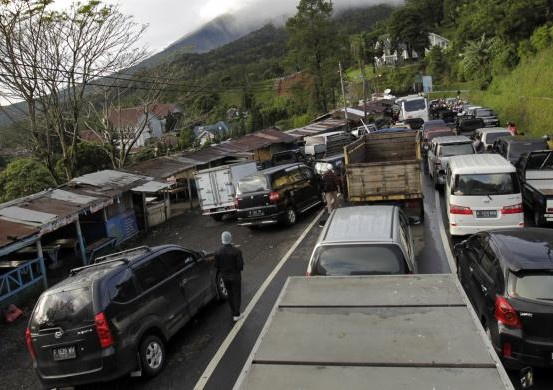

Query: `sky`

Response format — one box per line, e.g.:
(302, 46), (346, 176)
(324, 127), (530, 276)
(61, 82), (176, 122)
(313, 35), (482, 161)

(51, 0), (401, 54)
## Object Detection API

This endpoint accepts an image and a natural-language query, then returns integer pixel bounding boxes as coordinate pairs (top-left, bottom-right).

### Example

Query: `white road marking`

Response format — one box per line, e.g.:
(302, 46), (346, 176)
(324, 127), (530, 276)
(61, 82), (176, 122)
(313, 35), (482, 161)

(433, 188), (457, 273)
(193, 209), (324, 390)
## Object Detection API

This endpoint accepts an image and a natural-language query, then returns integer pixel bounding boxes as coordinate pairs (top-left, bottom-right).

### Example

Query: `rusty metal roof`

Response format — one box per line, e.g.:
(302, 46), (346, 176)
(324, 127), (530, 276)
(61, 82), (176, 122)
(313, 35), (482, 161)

(122, 156), (196, 180)
(286, 118), (347, 138)
(0, 219), (38, 249)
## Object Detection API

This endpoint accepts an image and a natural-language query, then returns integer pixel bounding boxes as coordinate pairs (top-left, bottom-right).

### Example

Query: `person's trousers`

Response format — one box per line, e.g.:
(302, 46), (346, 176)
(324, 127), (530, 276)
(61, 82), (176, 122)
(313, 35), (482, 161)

(324, 191), (339, 214)
(223, 275), (241, 317)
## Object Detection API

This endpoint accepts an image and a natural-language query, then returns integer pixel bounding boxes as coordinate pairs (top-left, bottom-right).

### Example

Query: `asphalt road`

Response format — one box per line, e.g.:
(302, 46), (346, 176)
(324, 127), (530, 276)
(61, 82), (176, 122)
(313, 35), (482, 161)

(2, 175), (552, 390)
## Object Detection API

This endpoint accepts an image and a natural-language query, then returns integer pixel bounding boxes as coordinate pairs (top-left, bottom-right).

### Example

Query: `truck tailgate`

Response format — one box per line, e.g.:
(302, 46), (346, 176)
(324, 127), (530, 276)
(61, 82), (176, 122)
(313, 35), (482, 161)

(236, 275), (513, 390)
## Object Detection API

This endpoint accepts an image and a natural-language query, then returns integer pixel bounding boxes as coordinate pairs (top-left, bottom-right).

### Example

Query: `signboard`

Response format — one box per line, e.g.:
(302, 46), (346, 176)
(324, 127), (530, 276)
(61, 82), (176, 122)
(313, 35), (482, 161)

(422, 76), (433, 93)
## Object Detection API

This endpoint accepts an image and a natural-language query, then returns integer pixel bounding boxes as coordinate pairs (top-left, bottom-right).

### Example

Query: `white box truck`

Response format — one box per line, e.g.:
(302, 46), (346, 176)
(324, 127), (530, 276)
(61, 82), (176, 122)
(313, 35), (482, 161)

(235, 275), (516, 390)
(194, 161), (257, 221)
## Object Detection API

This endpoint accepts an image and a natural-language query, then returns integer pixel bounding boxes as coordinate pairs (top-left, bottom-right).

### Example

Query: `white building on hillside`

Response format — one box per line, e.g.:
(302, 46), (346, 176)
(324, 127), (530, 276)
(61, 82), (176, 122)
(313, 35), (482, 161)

(375, 32), (450, 67)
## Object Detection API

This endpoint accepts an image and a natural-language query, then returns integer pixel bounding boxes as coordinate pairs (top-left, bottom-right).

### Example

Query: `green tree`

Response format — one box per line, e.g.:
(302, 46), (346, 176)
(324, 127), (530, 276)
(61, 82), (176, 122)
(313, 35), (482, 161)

(0, 159), (56, 202)
(530, 25), (552, 51)
(460, 34), (499, 81)
(388, 6), (430, 60)
(286, 0), (341, 114)
(425, 46), (448, 82)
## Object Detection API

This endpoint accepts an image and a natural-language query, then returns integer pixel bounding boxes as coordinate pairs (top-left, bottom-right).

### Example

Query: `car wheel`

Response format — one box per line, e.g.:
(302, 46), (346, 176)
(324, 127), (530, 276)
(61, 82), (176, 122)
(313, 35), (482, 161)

(140, 334), (165, 378)
(284, 207), (297, 226)
(211, 214), (223, 222)
(216, 273), (228, 301)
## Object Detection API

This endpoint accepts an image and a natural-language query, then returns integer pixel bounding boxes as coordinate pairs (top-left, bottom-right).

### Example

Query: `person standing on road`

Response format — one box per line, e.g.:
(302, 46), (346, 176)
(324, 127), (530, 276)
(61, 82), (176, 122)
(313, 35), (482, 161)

(421, 138), (430, 174)
(473, 134), (485, 153)
(322, 163), (341, 214)
(214, 231), (244, 322)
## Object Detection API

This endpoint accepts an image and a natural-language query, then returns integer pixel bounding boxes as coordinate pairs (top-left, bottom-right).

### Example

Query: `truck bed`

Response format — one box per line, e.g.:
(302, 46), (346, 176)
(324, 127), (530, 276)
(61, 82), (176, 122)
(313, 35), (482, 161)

(235, 275), (513, 390)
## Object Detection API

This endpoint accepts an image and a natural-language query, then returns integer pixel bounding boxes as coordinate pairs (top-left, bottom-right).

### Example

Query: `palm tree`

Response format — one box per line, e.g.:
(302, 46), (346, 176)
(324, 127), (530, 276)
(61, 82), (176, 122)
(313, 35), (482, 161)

(460, 34), (498, 80)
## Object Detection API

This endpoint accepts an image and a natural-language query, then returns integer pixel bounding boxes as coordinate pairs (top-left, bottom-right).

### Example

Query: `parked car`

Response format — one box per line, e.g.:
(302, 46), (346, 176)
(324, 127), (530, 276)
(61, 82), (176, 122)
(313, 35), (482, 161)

(456, 117), (486, 136)
(26, 245), (227, 388)
(235, 163), (322, 227)
(420, 126), (455, 142)
(454, 228), (553, 369)
(473, 127), (512, 150)
(494, 136), (549, 164)
(421, 119), (447, 132)
(427, 135), (475, 188)
(445, 154), (523, 236)
(306, 205), (417, 276)
(471, 107), (500, 127)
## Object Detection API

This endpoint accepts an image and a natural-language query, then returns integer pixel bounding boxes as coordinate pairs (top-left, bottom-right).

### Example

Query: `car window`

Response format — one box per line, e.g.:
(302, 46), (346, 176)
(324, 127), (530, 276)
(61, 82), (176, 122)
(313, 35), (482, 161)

(133, 257), (170, 291)
(161, 250), (195, 274)
(452, 173), (520, 195)
(509, 141), (548, 161)
(108, 269), (138, 303)
(287, 167), (305, 183)
(439, 143), (474, 157)
(238, 174), (269, 193)
(271, 171), (290, 189)
(313, 245), (406, 275)
(466, 235), (484, 263)
(525, 152), (553, 169)
(480, 247), (498, 282)
(31, 287), (93, 330)
(508, 272), (553, 301)
(485, 132), (511, 145)
(300, 166), (313, 179)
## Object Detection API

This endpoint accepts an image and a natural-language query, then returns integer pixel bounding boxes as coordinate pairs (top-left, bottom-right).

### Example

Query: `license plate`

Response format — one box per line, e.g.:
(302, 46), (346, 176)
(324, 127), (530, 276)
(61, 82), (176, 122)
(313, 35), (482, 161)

(476, 210), (497, 218)
(53, 346), (76, 361)
(249, 209), (262, 217)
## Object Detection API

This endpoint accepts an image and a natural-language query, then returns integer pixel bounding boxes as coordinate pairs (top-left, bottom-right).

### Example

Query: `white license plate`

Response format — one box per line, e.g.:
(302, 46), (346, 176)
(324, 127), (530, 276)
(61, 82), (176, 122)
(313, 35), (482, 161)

(53, 346), (76, 361)
(249, 210), (262, 216)
(476, 210), (497, 218)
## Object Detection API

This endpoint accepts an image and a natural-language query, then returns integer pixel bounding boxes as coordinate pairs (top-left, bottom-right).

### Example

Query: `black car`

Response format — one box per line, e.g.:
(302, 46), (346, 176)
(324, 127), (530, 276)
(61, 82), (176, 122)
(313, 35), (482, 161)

(235, 163), (322, 227)
(26, 245), (227, 388)
(494, 136), (549, 164)
(454, 229), (553, 369)
(456, 117), (485, 136)
(471, 107), (500, 127)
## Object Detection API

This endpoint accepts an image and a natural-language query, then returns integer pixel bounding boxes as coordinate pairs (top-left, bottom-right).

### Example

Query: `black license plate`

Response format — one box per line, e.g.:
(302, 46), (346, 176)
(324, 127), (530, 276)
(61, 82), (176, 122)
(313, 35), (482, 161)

(476, 210), (497, 218)
(53, 346), (76, 361)
(249, 209), (263, 217)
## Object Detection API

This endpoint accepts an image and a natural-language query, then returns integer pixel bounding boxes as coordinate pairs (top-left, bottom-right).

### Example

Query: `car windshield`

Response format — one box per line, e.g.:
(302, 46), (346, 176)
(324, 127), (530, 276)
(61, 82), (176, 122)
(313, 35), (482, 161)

(525, 152), (553, 169)
(453, 173), (520, 196)
(485, 132), (511, 144)
(508, 272), (553, 301)
(424, 121), (446, 130)
(510, 142), (548, 161)
(439, 143), (475, 157)
(31, 287), (93, 330)
(404, 99), (426, 111)
(476, 109), (494, 117)
(313, 245), (406, 276)
(237, 174), (268, 193)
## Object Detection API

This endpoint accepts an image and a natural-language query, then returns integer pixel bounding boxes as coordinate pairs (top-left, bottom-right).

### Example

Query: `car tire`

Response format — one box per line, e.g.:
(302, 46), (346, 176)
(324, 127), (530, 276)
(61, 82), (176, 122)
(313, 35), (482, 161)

(211, 214), (223, 222)
(139, 334), (166, 378)
(534, 209), (544, 227)
(284, 207), (297, 226)
(216, 273), (228, 301)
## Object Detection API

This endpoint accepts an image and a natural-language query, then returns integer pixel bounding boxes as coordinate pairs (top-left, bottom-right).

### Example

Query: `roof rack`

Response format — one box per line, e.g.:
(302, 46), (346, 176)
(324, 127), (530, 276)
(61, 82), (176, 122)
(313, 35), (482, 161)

(69, 258), (129, 276)
(93, 246), (151, 264)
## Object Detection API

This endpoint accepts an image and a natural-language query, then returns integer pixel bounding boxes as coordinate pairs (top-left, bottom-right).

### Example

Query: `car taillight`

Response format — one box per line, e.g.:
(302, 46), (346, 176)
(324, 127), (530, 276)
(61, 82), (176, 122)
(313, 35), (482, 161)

(495, 296), (522, 329)
(25, 328), (36, 361)
(269, 191), (280, 203)
(450, 204), (472, 215)
(502, 341), (513, 357)
(233, 197), (239, 208)
(306, 271), (311, 277)
(95, 312), (114, 348)
(501, 203), (523, 214)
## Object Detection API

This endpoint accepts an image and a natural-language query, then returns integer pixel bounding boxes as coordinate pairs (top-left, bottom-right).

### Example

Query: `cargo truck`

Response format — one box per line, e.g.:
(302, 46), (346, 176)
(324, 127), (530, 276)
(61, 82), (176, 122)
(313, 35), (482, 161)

(234, 275), (516, 390)
(194, 161), (257, 221)
(345, 129), (424, 220)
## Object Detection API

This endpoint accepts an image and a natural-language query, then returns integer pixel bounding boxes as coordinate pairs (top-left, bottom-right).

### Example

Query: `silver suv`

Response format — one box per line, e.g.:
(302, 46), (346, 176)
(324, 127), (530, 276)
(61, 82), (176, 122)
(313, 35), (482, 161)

(428, 135), (475, 189)
(306, 205), (416, 276)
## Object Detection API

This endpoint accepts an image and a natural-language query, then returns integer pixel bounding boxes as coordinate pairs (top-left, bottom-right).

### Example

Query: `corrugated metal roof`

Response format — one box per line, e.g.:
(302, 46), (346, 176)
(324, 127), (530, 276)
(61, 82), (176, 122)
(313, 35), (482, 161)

(71, 169), (151, 189)
(286, 118), (347, 138)
(50, 189), (98, 205)
(0, 219), (38, 249)
(132, 181), (171, 193)
(122, 156), (196, 180)
(0, 206), (57, 226)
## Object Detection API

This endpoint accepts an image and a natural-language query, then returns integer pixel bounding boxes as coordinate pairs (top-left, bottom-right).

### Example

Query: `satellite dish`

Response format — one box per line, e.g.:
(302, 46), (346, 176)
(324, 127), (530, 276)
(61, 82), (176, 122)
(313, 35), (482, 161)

(384, 88), (392, 94)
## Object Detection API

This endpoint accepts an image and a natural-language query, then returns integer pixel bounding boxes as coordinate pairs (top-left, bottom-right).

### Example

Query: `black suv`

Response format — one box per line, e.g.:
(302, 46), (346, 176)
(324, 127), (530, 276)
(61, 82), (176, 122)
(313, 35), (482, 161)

(454, 229), (553, 370)
(494, 136), (549, 164)
(235, 163), (322, 227)
(26, 245), (227, 388)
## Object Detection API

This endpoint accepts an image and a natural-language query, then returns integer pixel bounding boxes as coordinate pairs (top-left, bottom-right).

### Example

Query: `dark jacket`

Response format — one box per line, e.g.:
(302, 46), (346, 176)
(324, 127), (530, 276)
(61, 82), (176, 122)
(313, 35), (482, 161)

(322, 170), (340, 193)
(214, 244), (244, 278)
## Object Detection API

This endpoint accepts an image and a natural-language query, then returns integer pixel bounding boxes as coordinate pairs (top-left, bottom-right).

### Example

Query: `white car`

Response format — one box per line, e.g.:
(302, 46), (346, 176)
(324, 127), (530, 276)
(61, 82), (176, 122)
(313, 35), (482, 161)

(473, 127), (512, 150)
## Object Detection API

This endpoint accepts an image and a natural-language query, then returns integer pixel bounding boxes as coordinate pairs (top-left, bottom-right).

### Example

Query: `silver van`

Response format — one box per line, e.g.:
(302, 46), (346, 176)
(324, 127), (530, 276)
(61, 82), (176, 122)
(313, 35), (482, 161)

(427, 135), (475, 189)
(306, 205), (416, 276)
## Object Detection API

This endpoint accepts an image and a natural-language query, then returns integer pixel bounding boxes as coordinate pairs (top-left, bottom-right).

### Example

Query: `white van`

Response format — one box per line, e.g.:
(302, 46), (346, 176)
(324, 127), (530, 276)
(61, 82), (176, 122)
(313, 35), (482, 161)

(445, 154), (523, 236)
(396, 95), (429, 122)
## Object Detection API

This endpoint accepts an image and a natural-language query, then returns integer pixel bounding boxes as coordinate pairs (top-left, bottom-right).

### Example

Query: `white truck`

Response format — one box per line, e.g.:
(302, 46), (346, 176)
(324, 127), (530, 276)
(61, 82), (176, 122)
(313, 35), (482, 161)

(235, 275), (516, 390)
(194, 161), (257, 221)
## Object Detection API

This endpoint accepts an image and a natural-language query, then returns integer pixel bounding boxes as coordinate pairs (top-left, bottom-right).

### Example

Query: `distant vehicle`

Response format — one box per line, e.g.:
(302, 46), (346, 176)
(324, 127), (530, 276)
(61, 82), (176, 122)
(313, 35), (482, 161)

(515, 150), (553, 226)
(195, 161), (258, 221)
(455, 228), (553, 371)
(445, 154), (523, 236)
(471, 108), (500, 127)
(26, 245), (227, 388)
(427, 135), (475, 189)
(303, 131), (355, 157)
(456, 117), (486, 136)
(420, 126), (455, 142)
(306, 205), (416, 276)
(271, 149), (306, 167)
(396, 95), (429, 123)
(422, 119), (447, 131)
(473, 127), (512, 150)
(235, 163), (322, 227)
(494, 136), (549, 164)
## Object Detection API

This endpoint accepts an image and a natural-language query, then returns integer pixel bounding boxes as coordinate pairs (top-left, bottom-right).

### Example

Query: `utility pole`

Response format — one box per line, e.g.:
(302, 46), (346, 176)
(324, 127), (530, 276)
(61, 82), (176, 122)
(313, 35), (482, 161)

(360, 59), (368, 120)
(339, 62), (349, 132)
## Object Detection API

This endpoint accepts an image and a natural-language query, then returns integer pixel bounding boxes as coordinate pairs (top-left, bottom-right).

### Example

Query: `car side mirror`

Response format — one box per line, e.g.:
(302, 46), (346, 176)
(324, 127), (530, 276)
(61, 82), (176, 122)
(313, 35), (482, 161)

(408, 216), (421, 225)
